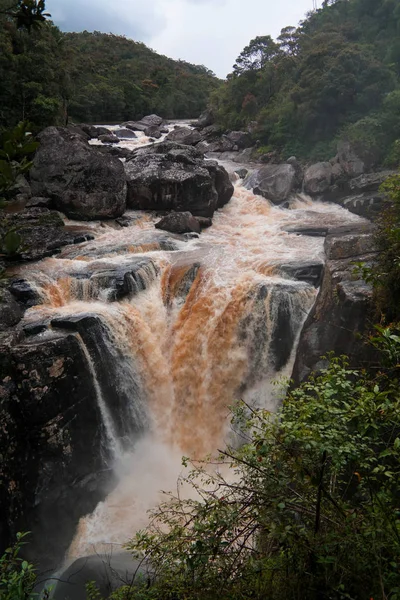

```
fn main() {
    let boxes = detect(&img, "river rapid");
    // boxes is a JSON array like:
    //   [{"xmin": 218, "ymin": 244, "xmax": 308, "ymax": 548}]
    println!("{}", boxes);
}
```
[{"xmin": 16, "ymin": 122, "xmax": 366, "ymax": 559}]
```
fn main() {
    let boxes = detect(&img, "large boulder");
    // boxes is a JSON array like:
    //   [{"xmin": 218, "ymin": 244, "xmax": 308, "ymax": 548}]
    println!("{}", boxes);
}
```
[
  {"xmin": 140, "ymin": 114, "xmax": 163, "ymax": 127},
  {"xmin": 166, "ymin": 127, "xmax": 202, "ymax": 146},
  {"xmin": 337, "ymin": 141, "xmax": 365, "ymax": 177},
  {"xmin": 113, "ymin": 127, "xmax": 137, "ymax": 139},
  {"xmin": 30, "ymin": 127, "xmax": 127, "ymax": 220},
  {"xmin": 124, "ymin": 141, "xmax": 233, "ymax": 217},
  {"xmin": 304, "ymin": 162, "xmax": 333, "ymax": 195},
  {"xmin": 226, "ymin": 131, "xmax": 253, "ymax": 149},
  {"xmin": 98, "ymin": 133, "xmax": 120, "ymax": 144},
  {"xmin": 197, "ymin": 109, "xmax": 214, "ymax": 128},
  {"xmin": 203, "ymin": 136, "xmax": 235, "ymax": 153},
  {"xmin": 245, "ymin": 164, "xmax": 297, "ymax": 204},
  {"xmin": 155, "ymin": 211, "xmax": 201, "ymax": 234},
  {"xmin": 122, "ymin": 120, "xmax": 148, "ymax": 132},
  {"xmin": 80, "ymin": 125, "xmax": 110, "ymax": 139},
  {"xmin": 144, "ymin": 125, "xmax": 162, "ymax": 139},
  {"xmin": 122, "ymin": 114, "xmax": 163, "ymax": 132}
]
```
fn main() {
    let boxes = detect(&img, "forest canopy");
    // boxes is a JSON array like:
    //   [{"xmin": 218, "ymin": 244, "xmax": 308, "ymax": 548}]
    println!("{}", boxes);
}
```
[
  {"xmin": 210, "ymin": 0, "xmax": 400, "ymax": 163},
  {"xmin": 0, "ymin": 1, "xmax": 219, "ymax": 129}
]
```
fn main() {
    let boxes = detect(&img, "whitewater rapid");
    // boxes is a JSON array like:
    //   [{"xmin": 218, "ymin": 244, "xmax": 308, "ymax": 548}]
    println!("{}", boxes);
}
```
[{"xmin": 16, "ymin": 125, "xmax": 366, "ymax": 558}]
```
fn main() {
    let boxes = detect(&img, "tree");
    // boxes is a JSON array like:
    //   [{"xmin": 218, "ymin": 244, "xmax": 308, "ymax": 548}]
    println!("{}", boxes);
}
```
[
  {"xmin": 277, "ymin": 26, "xmax": 299, "ymax": 56},
  {"xmin": 232, "ymin": 35, "xmax": 280, "ymax": 75}
]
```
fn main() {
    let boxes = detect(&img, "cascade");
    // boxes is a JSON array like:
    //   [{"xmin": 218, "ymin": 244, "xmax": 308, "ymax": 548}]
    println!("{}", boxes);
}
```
[{"xmin": 15, "ymin": 125, "xmax": 367, "ymax": 561}]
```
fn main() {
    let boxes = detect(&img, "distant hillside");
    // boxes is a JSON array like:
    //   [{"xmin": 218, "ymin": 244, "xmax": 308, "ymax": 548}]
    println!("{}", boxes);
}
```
[
  {"xmin": 0, "ymin": 13, "xmax": 219, "ymax": 129},
  {"xmin": 210, "ymin": 0, "xmax": 400, "ymax": 165},
  {"xmin": 64, "ymin": 31, "xmax": 220, "ymax": 123}
]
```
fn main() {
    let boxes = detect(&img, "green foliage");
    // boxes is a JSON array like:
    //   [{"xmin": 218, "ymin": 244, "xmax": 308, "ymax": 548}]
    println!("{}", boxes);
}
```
[
  {"xmin": 0, "ymin": 532, "xmax": 37, "ymax": 600},
  {"xmin": 127, "ymin": 343, "xmax": 400, "ymax": 600},
  {"xmin": 64, "ymin": 32, "xmax": 219, "ymax": 123},
  {"xmin": 0, "ymin": 121, "xmax": 38, "ymax": 256},
  {"xmin": 12, "ymin": 0, "xmax": 51, "ymax": 32},
  {"xmin": 211, "ymin": 0, "xmax": 400, "ymax": 162},
  {"xmin": 366, "ymin": 173, "xmax": 400, "ymax": 321},
  {"xmin": 0, "ymin": 4, "xmax": 219, "ymax": 130}
]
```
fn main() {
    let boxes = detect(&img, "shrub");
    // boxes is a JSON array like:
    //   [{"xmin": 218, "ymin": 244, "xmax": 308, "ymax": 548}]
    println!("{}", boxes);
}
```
[{"xmin": 127, "ymin": 341, "xmax": 400, "ymax": 600}]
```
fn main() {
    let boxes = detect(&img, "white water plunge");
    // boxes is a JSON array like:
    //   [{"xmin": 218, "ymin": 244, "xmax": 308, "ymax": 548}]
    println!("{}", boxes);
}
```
[{"xmin": 18, "ymin": 125, "xmax": 367, "ymax": 558}]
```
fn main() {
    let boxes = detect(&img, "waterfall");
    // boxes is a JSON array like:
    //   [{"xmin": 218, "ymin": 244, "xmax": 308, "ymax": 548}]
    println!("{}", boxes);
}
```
[
  {"xmin": 75, "ymin": 333, "xmax": 123, "ymax": 460},
  {"xmin": 16, "ymin": 126, "xmax": 367, "ymax": 559}
]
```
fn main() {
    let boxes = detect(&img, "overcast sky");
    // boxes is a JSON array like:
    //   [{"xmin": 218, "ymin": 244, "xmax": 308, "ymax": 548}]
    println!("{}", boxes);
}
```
[{"xmin": 46, "ymin": 0, "xmax": 322, "ymax": 78}]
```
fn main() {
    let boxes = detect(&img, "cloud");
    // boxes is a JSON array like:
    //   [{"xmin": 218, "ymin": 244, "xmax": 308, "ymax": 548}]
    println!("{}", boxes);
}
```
[{"xmin": 46, "ymin": 0, "xmax": 166, "ymax": 41}]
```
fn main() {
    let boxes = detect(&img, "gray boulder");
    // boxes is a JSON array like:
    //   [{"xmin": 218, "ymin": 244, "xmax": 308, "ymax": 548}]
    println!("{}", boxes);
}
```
[
  {"xmin": 166, "ymin": 127, "xmax": 202, "ymax": 146},
  {"xmin": 124, "ymin": 141, "xmax": 233, "ymax": 217},
  {"xmin": 141, "ymin": 114, "xmax": 163, "ymax": 127},
  {"xmin": 235, "ymin": 168, "xmax": 248, "ymax": 179},
  {"xmin": 114, "ymin": 127, "xmax": 137, "ymax": 139},
  {"xmin": 304, "ymin": 162, "xmax": 333, "ymax": 195},
  {"xmin": 155, "ymin": 211, "xmax": 201, "ymax": 234},
  {"xmin": 292, "ymin": 223, "xmax": 377, "ymax": 384},
  {"xmin": 245, "ymin": 164, "xmax": 297, "ymax": 204},
  {"xmin": 122, "ymin": 120, "xmax": 148, "ymax": 132},
  {"xmin": 226, "ymin": 131, "xmax": 253, "ymax": 149},
  {"xmin": 337, "ymin": 141, "xmax": 365, "ymax": 177},
  {"xmin": 98, "ymin": 133, "xmax": 120, "ymax": 144},
  {"xmin": 30, "ymin": 127, "xmax": 127, "ymax": 220},
  {"xmin": 197, "ymin": 109, "xmax": 214, "ymax": 128},
  {"xmin": 0, "ymin": 207, "xmax": 95, "ymax": 261},
  {"xmin": 144, "ymin": 125, "xmax": 162, "ymax": 139},
  {"xmin": 49, "ymin": 553, "xmax": 146, "ymax": 600},
  {"xmin": 349, "ymin": 171, "xmax": 396, "ymax": 193},
  {"xmin": 0, "ymin": 288, "xmax": 22, "ymax": 330},
  {"xmin": 205, "ymin": 136, "xmax": 235, "ymax": 153},
  {"xmin": 80, "ymin": 125, "xmax": 110, "ymax": 139}
]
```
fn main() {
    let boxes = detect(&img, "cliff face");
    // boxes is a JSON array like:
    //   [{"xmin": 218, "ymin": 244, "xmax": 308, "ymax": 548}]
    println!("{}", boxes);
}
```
[
  {"xmin": 0, "ymin": 330, "xmax": 111, "ymax": 570},
  {"xmin": 292, "ymin": 222, "xmax": 378, "ymax": 384}
]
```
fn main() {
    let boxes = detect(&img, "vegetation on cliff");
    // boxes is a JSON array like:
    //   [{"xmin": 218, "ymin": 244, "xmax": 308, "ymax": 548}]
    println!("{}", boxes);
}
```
[
  {"xmin": 0, "ymin": 1, "xmax": 219, "ymax": 130},
  {"xmin": 211, "ymin": 0, "xmax": 400, "ymax": 164}
]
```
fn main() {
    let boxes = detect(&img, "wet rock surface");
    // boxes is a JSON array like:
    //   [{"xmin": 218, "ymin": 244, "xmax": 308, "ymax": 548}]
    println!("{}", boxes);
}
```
[
  {"xmin": 30, "ymin": 127, "xmax": 127, "ymax": 220},
  {"xmin": 0, "ymin": 331, "xmax": 111, "ymax": 570},
  {"xmin": 0, "ymin": 207, "xmax": 94, "ymax": 261},
  {"xmin": 166, "ymin": 127, "xmax": 202, "ymax": 145},
  {"xmin": 245, "ymin": 164, "xmax": 297, "ymax": 204},
  {"xmin": 124, "ymin": 141, "xmax": 233, "ymax": 217},
  {"xmin": 304, "ymin": 162, "xmax": 333, "ymax": 195},
  {"xmin": 155, "ymin": 211, "xmax": 201, "ymax": 234},
  {"xmin": 292, "ymin": 222, "xmax": 378, "ymax": 384}
]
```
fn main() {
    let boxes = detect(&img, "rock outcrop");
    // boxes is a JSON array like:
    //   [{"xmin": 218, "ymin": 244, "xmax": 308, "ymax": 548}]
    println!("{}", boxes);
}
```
[
  {"xmin": 30, "ymin": 127, "xmax": 127, "ymax": 220},
  {"xmin": 0, "ymin": 311, "xmax": 148, "ymax": 571},
  {"xmin": 0, "ymin": 207, "xmax": 94, "ymax": 261},
  {"xmin": 245, "ymin": 164, "xmax": 297, "ymax": 204},
  {"xmin": 226, "ymin": 131, "xmax": 253, "ymax": 149},
  {"xmin": 124, "ymin": 141, "xmax": 233, "ymax": 217},
  {"xmin": 292, "ymin": 222, "xmax": 377, "ymax": 384},
  {"xmin": 337, "ymin": 140, "xmax": 365, "ymax": 177}
]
